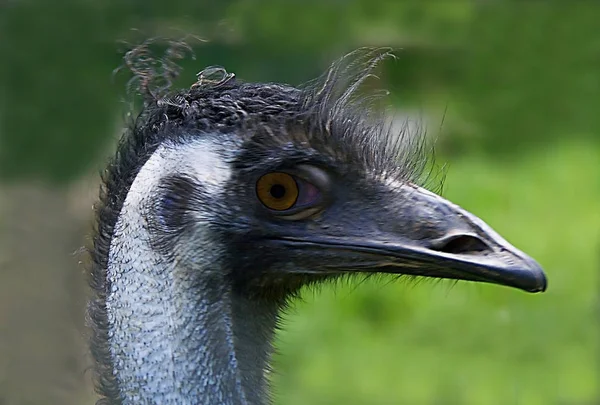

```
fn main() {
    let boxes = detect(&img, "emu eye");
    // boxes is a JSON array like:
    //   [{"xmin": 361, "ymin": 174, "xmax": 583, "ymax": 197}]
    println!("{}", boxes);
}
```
[{"xmin": 256, "ymin": 172, "xmax": 321, "ymax": 212}]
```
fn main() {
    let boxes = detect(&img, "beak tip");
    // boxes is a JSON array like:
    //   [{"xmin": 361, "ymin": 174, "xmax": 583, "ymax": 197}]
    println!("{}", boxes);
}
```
[
  {"xmin": 522, "ymin": 259, "xmax": 548, "ymax": 293},
  {"xmin": 532, "ymin": 270, "xmax": 548, "ymax": 293}
]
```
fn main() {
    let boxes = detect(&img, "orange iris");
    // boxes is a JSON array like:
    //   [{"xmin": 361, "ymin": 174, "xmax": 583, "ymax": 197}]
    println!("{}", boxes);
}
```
[{"xmin": 256, "ymin": 172, "xmax": 299, "ymax": 211}]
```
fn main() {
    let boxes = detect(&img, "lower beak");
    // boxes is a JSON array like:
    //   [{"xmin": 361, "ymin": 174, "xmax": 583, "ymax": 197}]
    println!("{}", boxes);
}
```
[{"xmin": 277, "ymin": 236, "xmax": 546, "ymax": 293}]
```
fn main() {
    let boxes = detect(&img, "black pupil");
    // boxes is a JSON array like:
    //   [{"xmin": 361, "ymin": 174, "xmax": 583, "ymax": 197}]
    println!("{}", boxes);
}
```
[{"xmin": 270, "ymin": 184, "xmax": 286, "ymax": 199}]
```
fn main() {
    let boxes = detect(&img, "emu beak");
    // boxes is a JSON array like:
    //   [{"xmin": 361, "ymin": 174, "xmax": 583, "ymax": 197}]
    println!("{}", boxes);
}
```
[
  {"xmin": 278, "ymin": 185, "xmax": 547, "ymax": 293},
  {"xmin": 368, "ymin": 184, "xmax": 548, "ymax": 293}
]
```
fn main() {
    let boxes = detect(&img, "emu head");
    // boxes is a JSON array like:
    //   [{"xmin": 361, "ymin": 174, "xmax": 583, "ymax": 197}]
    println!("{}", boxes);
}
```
[
  {"xmin": 91, "ymin": 49, "xmax": 547, "ymax": 405},
  {"xmin": 143, "ymin": 53, "xmax": 546, "ymax": 299}
]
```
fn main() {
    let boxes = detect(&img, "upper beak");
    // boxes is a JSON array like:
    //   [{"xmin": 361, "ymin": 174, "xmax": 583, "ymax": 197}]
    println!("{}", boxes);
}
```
[{"xmin": 277, "ymin": 185, "xmax": 547, "ymax": 293}]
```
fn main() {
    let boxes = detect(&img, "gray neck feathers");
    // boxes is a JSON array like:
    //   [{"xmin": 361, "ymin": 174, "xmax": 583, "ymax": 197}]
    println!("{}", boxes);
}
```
[{"xmin": 106, "ymin": 138, "xmax": 277, "ymax": 405}]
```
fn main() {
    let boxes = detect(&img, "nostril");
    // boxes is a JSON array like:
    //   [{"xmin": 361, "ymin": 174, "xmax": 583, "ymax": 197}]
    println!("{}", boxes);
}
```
[{"xmin": 433, "ymin": 234, "xmax": 490, "ymax": 255}]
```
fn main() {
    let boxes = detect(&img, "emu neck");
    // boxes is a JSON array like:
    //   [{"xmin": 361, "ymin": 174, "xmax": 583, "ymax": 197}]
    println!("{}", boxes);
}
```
[
  {"xmin": 105, "ymin": 141, "xmax": 277, "ymax": 405},
  {"xmin": 107, "ymin": 256, "xmax": 277, "ymax": 405}
]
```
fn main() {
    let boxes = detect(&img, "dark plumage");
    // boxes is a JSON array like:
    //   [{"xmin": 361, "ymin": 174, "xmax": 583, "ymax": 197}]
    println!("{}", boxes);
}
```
[{"xmin": 89, "ymin": 47, "xmax": 546, "ymax": 405}]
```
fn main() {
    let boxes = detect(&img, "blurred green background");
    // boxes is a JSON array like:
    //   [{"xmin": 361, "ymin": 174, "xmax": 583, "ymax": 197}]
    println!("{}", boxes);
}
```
[{"xmin": 0, "ymin": 1, "xmax": 598, "ymax": 404}]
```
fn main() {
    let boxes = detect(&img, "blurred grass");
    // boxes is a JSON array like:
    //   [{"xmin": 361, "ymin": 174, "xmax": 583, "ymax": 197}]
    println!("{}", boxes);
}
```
[{"xmin": 272, "ymin": 140, "xmax": 599, "ymax": 405}]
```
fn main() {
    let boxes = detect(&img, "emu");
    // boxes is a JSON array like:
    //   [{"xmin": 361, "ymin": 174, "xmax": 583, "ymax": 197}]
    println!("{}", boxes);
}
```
[{"xmin": 89, "ymin": 50, "xmax": 547, "ymax": 405}]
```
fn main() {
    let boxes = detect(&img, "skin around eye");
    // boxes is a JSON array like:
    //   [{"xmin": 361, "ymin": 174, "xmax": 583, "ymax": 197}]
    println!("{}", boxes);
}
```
[{"xmin": 256, "ymin": 172, "xmax": 299, "ymax": 211}]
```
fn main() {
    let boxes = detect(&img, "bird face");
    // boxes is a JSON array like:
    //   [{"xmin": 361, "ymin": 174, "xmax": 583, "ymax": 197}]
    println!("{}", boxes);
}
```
[{"xmin": 217, "ymin": 129, "xmax": 547, "ymax": 297}]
